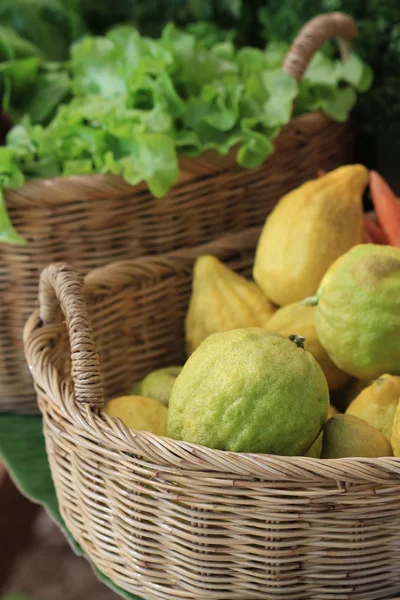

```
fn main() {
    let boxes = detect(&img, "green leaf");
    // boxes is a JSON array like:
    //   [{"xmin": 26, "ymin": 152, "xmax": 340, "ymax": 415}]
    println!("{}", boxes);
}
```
[
  {"xmin": 193, "ymin": 121, "xmax": 242, "ymax": 154},
  {"xmin": 172, "ymin": 130, "xmax": 201, "ymax": 155},
  {"xmin": 24, "ymin": 71, "xmax": 71, "ymax": 124},
  {"xmin": 0, "ymin": 0, "xmax": 85, "ymax": 61},
  {"xmin": 152, "ymin": 71, "xmax": 185, "ymax": 119},
  {"xmin": 201, "ymin": 80, "xmax": 243, "ymax": 131},
  {"xmin": 337, "ymin": 52, "xmax": 364, "ymax": 88},
  {"xmin": 0, "ymin": 147, "xmax": 26, "ymax": 244},
  {"xmin": 184, "ymin": 22, "xmax": 236, "ymax": 48},
  {"xmin": 63, "ymin": 158, "xmax": 93, "ymax": 175},
  {"xmin": 119, "ymin": 132, "xmax": 179, "ymax": 197},
  {"xmin": 0, "ymin": 25, "xmax": 43, "ymax": 61},
  {"xmin": 335, "ymin": 52, "xmax": 373, "ymax": 93},
  {"xmin": 356, "ymin": 62, "xmax": 374, "ymax": 93},
  {"xmin": 0, "ymin": 57, "xmax": 41, "ymax": 111},
  {"xmin": 0, "ymin": 20, "xmax": 369, "ymax": 202},
  {"xmin": 71, "ymin": 37, "xmax": 127, "ymax": 98},
  {"xmin": 263, "ymin": 41, "xmax": 289, "ymax": 69},
  {"xmin": 0, "ymin": 187, "xmax": 26, "ymax": 245},
  {"xmin": 319, "ymin": 86, "xmax": 357, "ymax": 123},
  {"xmin": 303, "ymin": 52, "xmax": 338, "ymax": 87},
  {"xmin": 0, "ymin": 146, "xmax": 25, "ymax": 188},
  {"xmin": 160, "ymin": 23, "xmax": 196, "ymax": 64},
  {"xmin": 236, "ymin": 47, "xmax": 268, "ymax": 77},
  {"xmin": 237, "ymin": 130, "xmax": 273, "ymax": 167},
  {"xmin": 261, "ymin": 70, "xmax": 297, "ymax": 127}
]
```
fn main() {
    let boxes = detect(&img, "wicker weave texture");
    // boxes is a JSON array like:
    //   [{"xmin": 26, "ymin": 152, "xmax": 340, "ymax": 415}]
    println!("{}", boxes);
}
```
[
  {"xmin": 1, "ymin": 12, "xmax": 357, "ymax": 413},
  {"xmin": 24, "ymin": 227, "xmax": 400, "ymax": 600}
]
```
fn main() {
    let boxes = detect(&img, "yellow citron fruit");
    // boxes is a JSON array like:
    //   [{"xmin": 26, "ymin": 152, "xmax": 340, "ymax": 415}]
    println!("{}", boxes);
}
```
[
  {"xmin": 305, "ymin": 405, "xmax": 338, "ymax": 457},
  {"xmin": 346, "ymin": 375, "xmax": 400, "ymax": 441},
  {"xmin": 311, "ymin": 244, "xmax": 400, "ymax": 379},
  {"xmin": 185, "ymin": 255, "xmax": 275, "ymax": 354},
  {"xmin": 266, "ymin": 303, "xmax": 349, "ymax": 390},
  {"xmin": 391, "ymin": 399, "xmax": 400, "ymax": 456},
  {"xmin": 104, "ymin": 395, "xmax": 168, "ymax": 436},
  {"xmin": 131, "ymin": 366, "xmax": 182, "ymax": 406},
  {"xmin": 253, "ymin": 165, "xmax": 368, "ymax": 306},
  {"xmin": 321, "ymin": 414, "xmax": 393, "ymax": 459}
]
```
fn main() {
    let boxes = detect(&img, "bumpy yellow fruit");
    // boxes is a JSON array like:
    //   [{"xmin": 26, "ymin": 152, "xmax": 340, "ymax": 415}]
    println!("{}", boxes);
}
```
[
  {"xmin": 267, "ymin": 303, "xmax": 349, "ymax": 390},
  {"xmin": 346, "ymin": 375, "xmax": 400, "ymax": 440},
  {"xmin": 253, "ymin": 165, "xmax": 368, "ymax": 306},
  {"xmin": 311, "ymin": 244, "xmax": 400, "ymax": 379},
  {"xmin": 185, "ymin": 255, "xmax": 275, "ymax": 354},
  {"xmin": 104, "ymin": 395, "xmax": 168, "ymax": 436},
  {"xmin": 169, "ymin": 328, "xmax": 329, "ymax": 455},
  {"xmin": 321, "ymin": 414, "xmax": 393, "ymax": 459},
  {"xmin": 391, "ymin": 399, "xmax": 400, "ymax": 457}
]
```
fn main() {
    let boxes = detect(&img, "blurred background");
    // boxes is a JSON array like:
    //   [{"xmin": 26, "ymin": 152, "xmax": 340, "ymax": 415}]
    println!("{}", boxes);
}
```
[{"xmin": 1, "ymin": 2, "xmax": 400, "ymax": 599}]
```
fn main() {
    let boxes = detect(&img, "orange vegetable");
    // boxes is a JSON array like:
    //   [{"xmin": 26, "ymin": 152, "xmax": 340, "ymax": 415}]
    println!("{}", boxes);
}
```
[
  {"xmin": 369, "ymin": 171, "xmax": 400, "ymax": 246},
  {"xmin": 363, "ymin": 226, "xmax": 373, "ymax": 243}
]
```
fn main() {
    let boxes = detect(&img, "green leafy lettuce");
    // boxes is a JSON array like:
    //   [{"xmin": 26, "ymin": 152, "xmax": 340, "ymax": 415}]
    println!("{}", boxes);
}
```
[
  {"xmin": 0, "ymin": 23, "xmax": 372, "ymax": 244},
  {"xmin": 0, "ymin": 0, "xmax": 85, "ymax": 61}
]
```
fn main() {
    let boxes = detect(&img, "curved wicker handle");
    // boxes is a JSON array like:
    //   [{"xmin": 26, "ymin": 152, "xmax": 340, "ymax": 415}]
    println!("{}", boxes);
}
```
[
  {"xmin": 283, "ymin": 12, "xmax": 358, "ymax": 82},
  {"xmin": 39, "ymin": 263, "xmax": 104, "ymax": 409}
]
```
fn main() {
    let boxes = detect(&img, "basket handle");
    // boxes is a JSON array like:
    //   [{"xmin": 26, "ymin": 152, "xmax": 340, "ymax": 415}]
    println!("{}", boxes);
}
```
[
  {"xmin": 282, "ymin": 12, "xmax": 358, "ymax": 82},
  {"xmin": 39, "ymin": 263, "xmax": 104, "ymax": 409}
]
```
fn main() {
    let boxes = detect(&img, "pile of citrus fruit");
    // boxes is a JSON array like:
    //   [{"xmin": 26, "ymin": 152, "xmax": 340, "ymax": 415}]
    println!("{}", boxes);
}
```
[{"xmin": 104, "ymin": 165, "xmax": 400, "ymax": 459}]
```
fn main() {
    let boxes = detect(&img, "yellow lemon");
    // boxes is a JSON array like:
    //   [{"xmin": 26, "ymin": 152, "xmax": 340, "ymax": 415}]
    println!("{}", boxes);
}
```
[
  {"xmin": 104, "ymin": 395, "xmax": 168, "ymax": 436},
  {"xmin": 346, "ymin": 375, "xmax": 400, "ymax": 440},
  {"xmin": 321, "ymin": 414, "xmax": 393, "ymax": 459}
]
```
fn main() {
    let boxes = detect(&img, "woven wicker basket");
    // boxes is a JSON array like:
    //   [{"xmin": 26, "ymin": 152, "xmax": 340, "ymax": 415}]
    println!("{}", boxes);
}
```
[
  {"xmin": 25, "ymin": 229, "xmax": 400, "ymax": 600},
  {"xmin": 1, "ymin": 12, "xmax": 357, "ymax": 413}
]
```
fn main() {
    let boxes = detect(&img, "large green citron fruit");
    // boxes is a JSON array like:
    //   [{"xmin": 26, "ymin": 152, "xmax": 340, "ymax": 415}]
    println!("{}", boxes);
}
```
[
  {"xmin": 168, "ymin": 328, "xmax": 329, "ymax": 455},
  {"xmin": 308, "ymin": 244, "xmax": 400, "ymax": 379}
]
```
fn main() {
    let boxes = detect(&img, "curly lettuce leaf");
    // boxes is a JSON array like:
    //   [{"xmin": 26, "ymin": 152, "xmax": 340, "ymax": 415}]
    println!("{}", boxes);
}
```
[
  {"xmin": 0, "ymin": 0, "xmax": 85, "ymax": 61},
  {"xmin": 295, "ymin": 49, "xmax": 373, "ymax": 121},
  {"xmin": 0, "ymin": 25, "xmax": 43, "ymax": 61},
  {"xmin": 24, "ymin": 71, "xmax": 71, "ymax": 123},
  {"xmin": 0, "ymin": 23, "xmax": 373, "ymax": 244},
  {"xmin": 0, "ymin": 147, "xmax": 26, "ymax": 244}
]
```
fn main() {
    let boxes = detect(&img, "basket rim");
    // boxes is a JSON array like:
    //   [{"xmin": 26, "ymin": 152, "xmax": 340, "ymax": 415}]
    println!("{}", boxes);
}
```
[{"xmin": 36, "ymin": 370, "xmax": 400, "ymax": 485}]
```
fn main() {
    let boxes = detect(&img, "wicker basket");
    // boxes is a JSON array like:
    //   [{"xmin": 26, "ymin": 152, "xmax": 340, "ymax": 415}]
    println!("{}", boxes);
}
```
[
  {"xmin": 24, "ymin": 229, "xmax": 400, "ymax": 600},
  {"xmin": 1, "ymin": 12, "xmax": 357, "ymax": 413}
]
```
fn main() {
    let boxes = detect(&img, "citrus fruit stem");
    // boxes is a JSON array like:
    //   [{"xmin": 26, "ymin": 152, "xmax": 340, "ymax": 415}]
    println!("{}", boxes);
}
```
[
  {"xmin": 301, "ymin": 295, "xmax": 318, "ymax": 306},
  {"xmin": 289, "ymin": 335, "xmax": 306, "ymax": 349}
]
